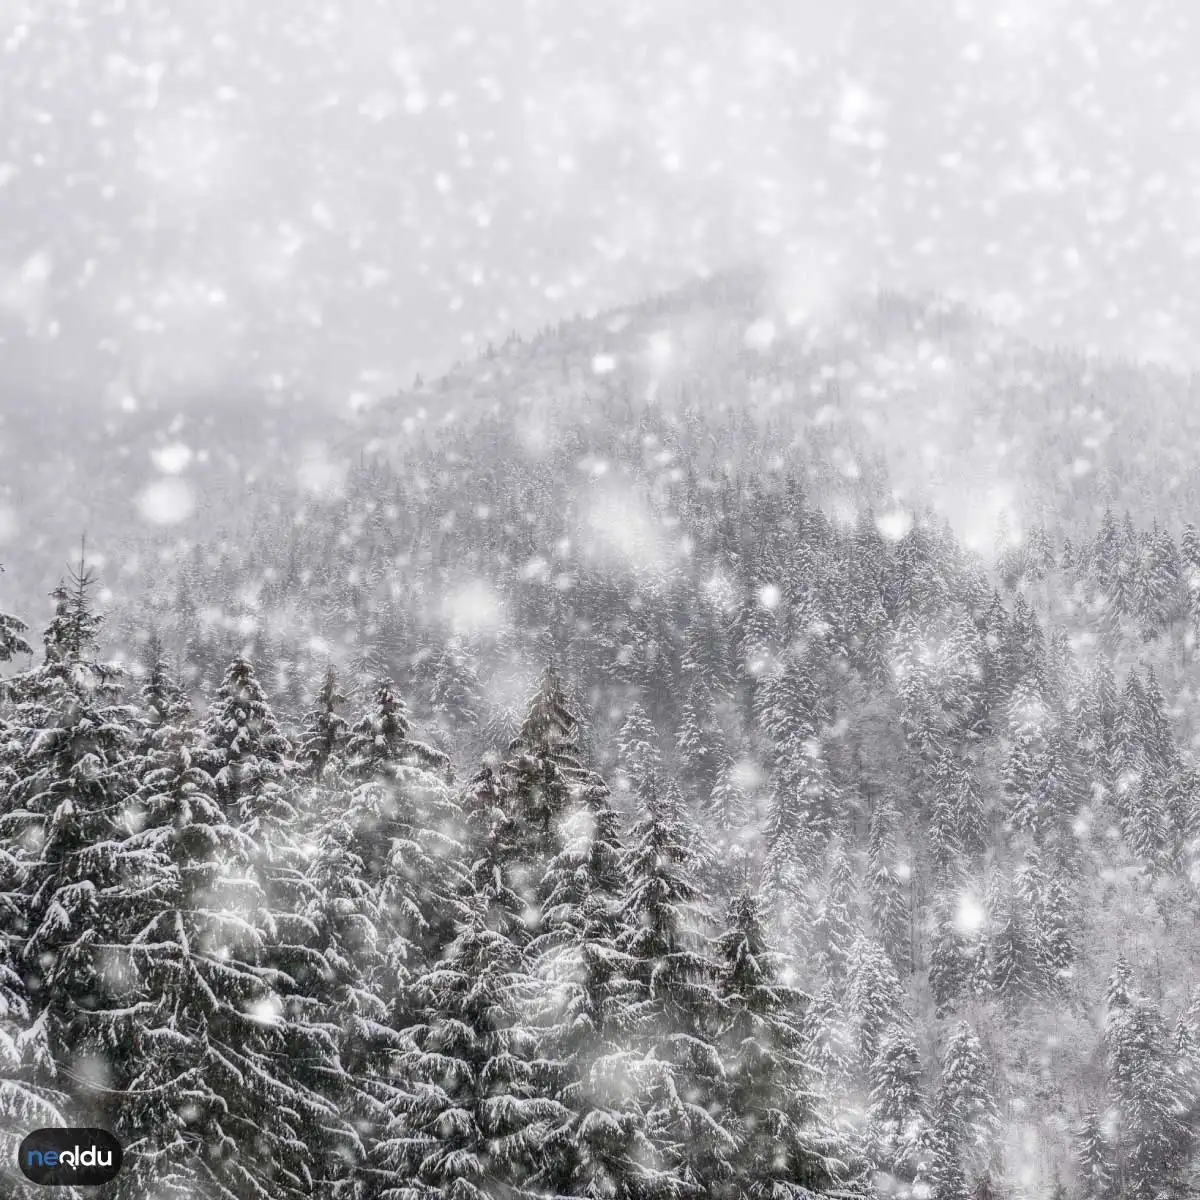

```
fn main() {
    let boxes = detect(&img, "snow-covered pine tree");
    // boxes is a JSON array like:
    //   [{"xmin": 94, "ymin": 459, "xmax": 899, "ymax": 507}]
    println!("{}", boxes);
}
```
[
  {"xmin": 1111, "ymin": 673, "xmax": 1152, "ymax": 830},
  {"xmin": 1076, "ymin": 1105, "xmax": 1114, "ymax": 1200},
  {"xmin": 913, "ymin": 1121, "xmax": 965, "ymax": 1200},
  {"xmin": 761, "ymin": 782, "xmax": 814, "ymax": 965},
  {"xmin": 1136, "ymin": 666, "xmax": 1178, "ymax": 776},
  {"xmin": 1135, "ymin": 525, "xmax": 1184, "ymax": 638},
  {"xmin": 854, "ymin": 594, "xmax": 893, "ymax": 688},
  {"xmin": 0, "ymin": 596, "xmax": 31, "ymax": 666},
  {"xmin": 757, "ymin": 651, "xmax": 820, "ymax": 777},
  {"xmin": 199, "ymin": 655, "xmax": 293, "ymax": 824},
  {"xmin": 735, "ymin": 585, "xmax": 780, "ymax": 700},
  {"xmin": 527, "ymin": 769, "xmax": 665, "ymax": 1200},
  {"xmin": 929, "ymin": 887, "xmax": 973, "ymax": 1018},
  {"xmin": 301, "ymin": 680, "xmax": 466, "ymax": 1192},
  {"xmin": 428, "ymin": 636, "xmax": 482, "ymax": 736},
  {"xmin": 619, "ymin": 775, "xmax": 734, "ymax": 1196},
  {"xmin": 704, "ymin": 751, "xmax": 751, "ymax": 889},
  {"xmin": 1003, "ymin": 676, "xmax": 1056, "ymax": 842},
  {"xmin": 115, "ymin": 720, "xmax": 351, "ymax": 1199},
  {"xmin": 1076, "ymin": 661, "xmax": 1119, "ymax": 795},
  {"xmin": 500, "ymin": 666, "xmax": 609, "ymax": 924},
  {"xmin": 135, "ymin": 631, "xmax": 190, "ymax": 748},
  {"xmin": 1004, "ymin": 596, "xmax": 1049, "ymax": 699},
  {"xmin": 341, "ymin": 676, "xmax": 464, "ymax": 972},
  {"xmin": 615, "ymin": 699, "xmax": 662, "ymax": 802},
  {"xmin": 866, "ymin": 799, "xmax": 908, "ymax": 969},
  {"xmin": 815, "ymin": 839, "xmax": 859, "ymax": 990},
  {"xmin": 376, "ymin": 823, "xmax": 558, "ymax": 1200},
  {"xmin": 1174, "ymin": 995, "xmax": 1200, "ymax": 1116},
  {"xmin": 0, "ymin": 567, "xmax": 140, "ymax": 1129},
  {"xmin": 1103, "ymin": 983, "xmax": 1190, "ymax": 1199},
  {"xmin": 867, "ymin": 1023, "xmax": 926, "ymax": 1183},
  {"xmin": 297, "ymin": 798, "xmax": 401, "ymax": 1196},
  {"xmin": 0, "ymin": 934, "xmax": 75, "ymax": 1200},
  {"xmin": 479, "ymin": 700, "xmax": 522, "ymax": 768},
  {"xmin": 933, "ymin": 1021, "xmax": 999, "ymax": 1191},
  {"xmin": 296, "ymin": 664, "xmax": 349, "ymax": 780},
  {"xmin": 988, "ymin": 879, "xmax": 1038, "ymax": 1008},
  {"xmin": 715, "ymin": 887, "xmax": 846, "ymax": 1198},
  {"xmin": 801, "ymin": 981, "xmax": 856, "ymax": 1123},
  {"xmin": 929, "ymin": 747, "xmax": 980, "ymax": 873},
  {"xmin": 346, "ymin": 675, "xmax": 451, "ymax": 780},
  {"xmin": 895, "ymin": 627, "xmax": 943, "ymax": 769},
  {"xmin": 846, "ymin": 932, "xmax": 908, "ymax": 1080},
  {"xmin": 676, "ymin": 670, "xmax": 726, "ymax": 801},
  {"xmin": 200, "ymin": 654, "xmax": 374, "ymax": 1190},
  {"xmin": 1182, "ymin": 522, "xmax": 1200, "ymax": 635}
]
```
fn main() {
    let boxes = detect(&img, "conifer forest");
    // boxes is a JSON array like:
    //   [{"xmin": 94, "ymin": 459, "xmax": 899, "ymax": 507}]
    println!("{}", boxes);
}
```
[
  {"xmin": 4, "ymin": 5, "xmax": 1200, "ymax": 1199},
  {"xmin": 6, "ymin": 277, "xmax": 1200, "ymax": 1200}
]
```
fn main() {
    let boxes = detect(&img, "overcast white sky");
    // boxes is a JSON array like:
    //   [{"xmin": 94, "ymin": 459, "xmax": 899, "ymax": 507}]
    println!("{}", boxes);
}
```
[{"xmin": 1, "ymin": 0, "xmax": 1198, "ymax": 411}]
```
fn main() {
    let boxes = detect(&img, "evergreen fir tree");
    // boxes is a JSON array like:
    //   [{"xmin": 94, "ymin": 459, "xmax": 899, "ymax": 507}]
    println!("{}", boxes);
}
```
[
  {"xmin": 803, "ymin": 983, "xmax": 855, "ymax": 1110},
  {"xmin": 527, "ymin": 782, "xmax": 665, "ymax": 1200},
  {"xmin": 0, "ymin": 567, "xmax": 140, "ymax": 1129},
  {"xmin": 501, "ymin": 667, "xmax": 609, "ymax": 927},
  {"xmin": 346, "ymin": 676, "xmax": 450, "ymax": 781},
  {"xmin": 1182, "ymin": 523, "xmax": 1200, "ymax": 629},
  {"xmin": 1105, "ymin": 953, "xmax": 1134, "ymax": 1021},
  {"xmin": 846, "ymin": 933, "xmax": 908, "ymax": 1078},
  {"xmin": 868, "ymin": 1024, "xmax": 925, "ymax": 1181},
  {"xmin": 340, "ymin": 678, "xmax": 465, "ymax": 972},
  {"xmin": 296, "ymin": 664, "xmax": 349, "ymax": 780},
  {"xmin": 115, "ymin": 721, "xmax": 351, "ymax": 1199},
  {"xmin": 704, "ymin": 752, "xmax": 751, "ymax": 886},
  {"xmin": 0, "ymin": 935, "xmax": 74, "ymax": 1200},
  {"xmin": 0, "ymin": 580, "xmax": 31, "ymax": 665},
  {"xmin": 1076, "ymin": 1105, "xmax": 1114, "ymax": 1200},
  {"xmin": 376, "ymin": 838, "xmax": 559, "ymax": 1200},
  {"xmin": 815, "ymin": 840, "xmax": 859, "ymax": 990},
  {"xmin": 1104, "ymin": 992, "xmax": 1190, "ymax": 1198},
  {"xmin": 1003, "ymin": 676, "xmax": 1055, "ymax": 841},
  {"xmin": 934, "ymin": 1022, "xmax": 998, "ymax": 1186},
  {"xmin": 988, "ymin": 886, "xmax": 1037, "ymax": 1008},
  {"xmin": 615, "ymin": 700, "xmax": 662, "ymax": 802},
  {"xmin": 676, "ymin": 672, "xmax": 725, "ymax": 801},
  {"xmin": 619, "ymin": 777, "xmax": 734, "ymax": 1197},
  {"xmin": 866, "ymin": 799, "xmax": 908, "ymax": 969},
  {"xmin": 931, "ymin": 749, "xmax": 985, "ymax": 863},
  {"xmin": 136, "ymin": 632, "xmax": 190, "ymax": 747},
  {"xmin": 715, "ymin": 888, "xmax": 845, "ymax": 1198},
  {"xmin": 929, "ymin": 888, "xmax": 972, "ymax": 1018},
  {"xmin": 429, "ymin": 636, "xmax": 482, "ymax": 735},
  {"xmin": 199, "ymin": 655, "xmax": 293, "ymax": 822}
]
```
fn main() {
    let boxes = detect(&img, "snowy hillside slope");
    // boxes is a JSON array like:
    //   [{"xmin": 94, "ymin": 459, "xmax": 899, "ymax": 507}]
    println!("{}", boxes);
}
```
[{"xmin": 5, "ymin": 267, "xmax": 1200, "ymax": 622}]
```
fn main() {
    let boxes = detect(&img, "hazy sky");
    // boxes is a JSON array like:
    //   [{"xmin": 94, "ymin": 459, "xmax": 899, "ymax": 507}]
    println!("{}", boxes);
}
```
[{"xmin": 2, "ymin": 0, "xmax": 1198, "ymax": 412}]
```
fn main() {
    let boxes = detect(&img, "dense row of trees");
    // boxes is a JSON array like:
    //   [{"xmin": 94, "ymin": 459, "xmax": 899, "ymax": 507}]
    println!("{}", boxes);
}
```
[
  {"xmin": 1, "ymin": 568, "xmax": 855, "ymax": 1199},
  {"xmin": 1000, "ymin": 506, "xmax": 1200, "ymax": 649}
]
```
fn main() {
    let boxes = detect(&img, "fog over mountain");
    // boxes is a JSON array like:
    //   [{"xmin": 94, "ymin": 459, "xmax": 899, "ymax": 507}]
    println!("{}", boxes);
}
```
[{"xmin": 3, "ymin": 0, "xmax": 1200, "ymax": 413}]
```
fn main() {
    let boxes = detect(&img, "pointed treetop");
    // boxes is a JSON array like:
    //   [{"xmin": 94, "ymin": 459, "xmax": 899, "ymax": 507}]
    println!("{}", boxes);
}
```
[
  {"xmin": 43, "ymin": 559, "xmax": 105, "ymax": 665},
  {"xmin": 139, "ymin": 632, "xmax": 190, "ymax": 731},
  {"xmin": 508, "ymin": 664, "xmax": 579, "ymax": 760},
  {"xmin": 296, "ymin": 665, "xmax": 349, "ymax": 778},
  {"xmin": 346, "ymin": 677, "xmax": 411, "ymax": 765},
  {"xmin": 346, "ymin": 676, "xmax": 451, "ymax": 778},
  {"xmin": 1106, "ymin": 953, "xmax": 1134, "ymax": 1013}
]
